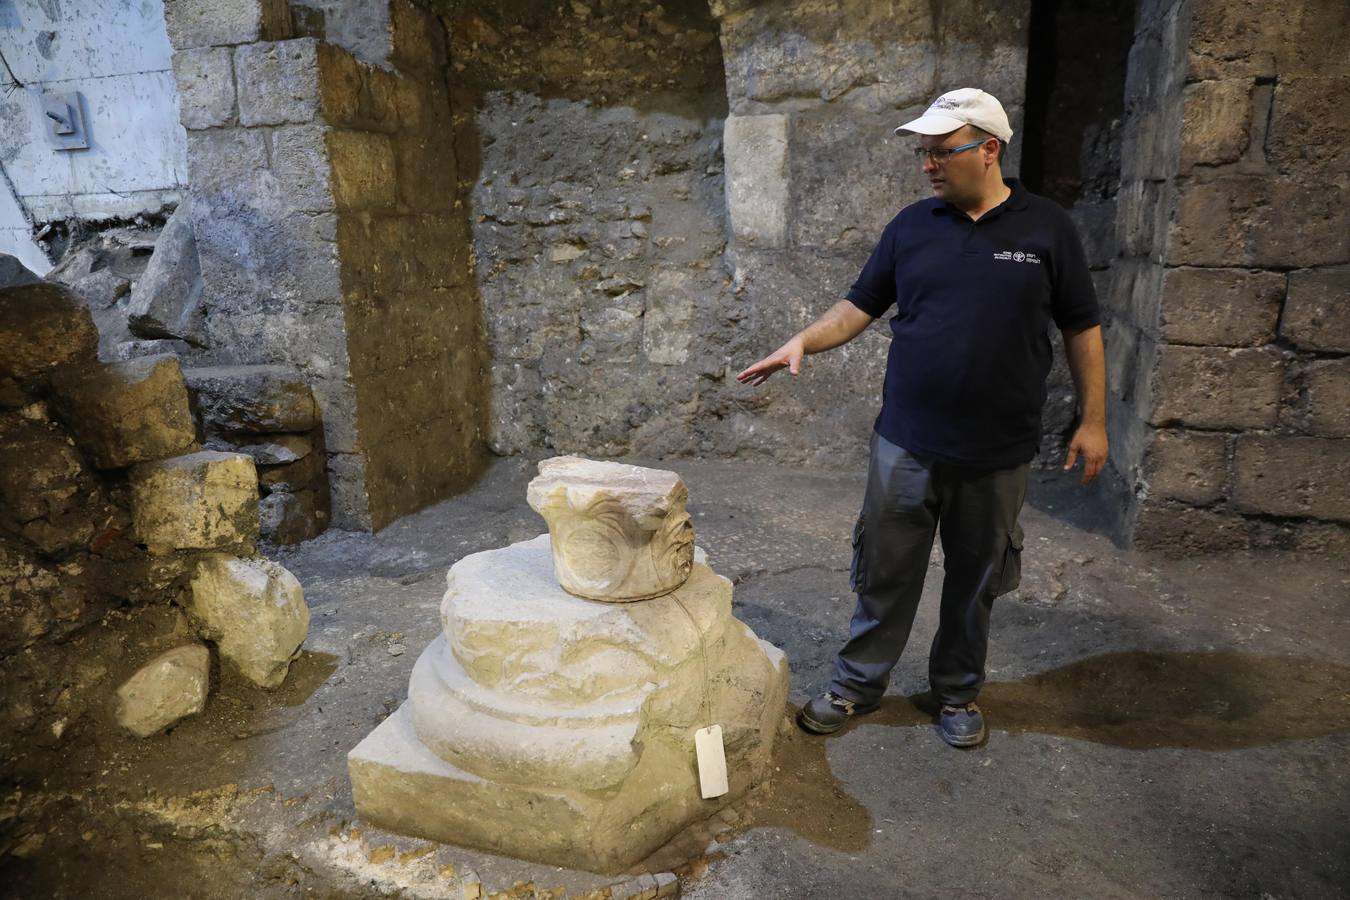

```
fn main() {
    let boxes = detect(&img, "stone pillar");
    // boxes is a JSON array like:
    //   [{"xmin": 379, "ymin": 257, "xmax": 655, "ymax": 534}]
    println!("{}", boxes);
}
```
[
  {"xmin": 348, "ymin": 460, "xmax": 788, "ymax": 874},
  {"xmin": 1112, "ymin": 0, "xmax": 1350, "ymax": 553},
  {"xmin": 165, "ymin": 0, "xmax": 487, "ymax": 531}
]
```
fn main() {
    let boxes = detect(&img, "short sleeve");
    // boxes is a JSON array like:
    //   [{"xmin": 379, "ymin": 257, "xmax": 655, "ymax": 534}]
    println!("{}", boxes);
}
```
[
  {"xmin": 846, "ymin": 223, "xmax": 899, "ymax": 319},
  {"xmin": 1051, "ymin": 213, "xmax": 1101, "ymax": 332}
]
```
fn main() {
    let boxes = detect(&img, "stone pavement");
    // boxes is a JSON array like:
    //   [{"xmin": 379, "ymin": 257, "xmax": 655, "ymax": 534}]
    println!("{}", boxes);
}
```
[{"xmin": 5, "ymin": 454, "xmax": 1348, "ymax": 898}]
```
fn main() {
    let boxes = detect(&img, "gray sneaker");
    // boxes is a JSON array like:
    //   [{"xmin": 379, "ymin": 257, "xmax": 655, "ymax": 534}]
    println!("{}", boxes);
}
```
[
  {"xmin": 936, "ymin": 703, "xmax": 986, "ymax": 747},
  {"xmin": 796, "ymin": 691, "xmax": 879, "ymax": 734}
]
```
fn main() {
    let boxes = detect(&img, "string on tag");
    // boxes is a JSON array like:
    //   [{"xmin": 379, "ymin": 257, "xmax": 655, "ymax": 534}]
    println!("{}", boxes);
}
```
[{"xmin": 671, "ymin": 593, "xmax": 712, "ymax": 727}]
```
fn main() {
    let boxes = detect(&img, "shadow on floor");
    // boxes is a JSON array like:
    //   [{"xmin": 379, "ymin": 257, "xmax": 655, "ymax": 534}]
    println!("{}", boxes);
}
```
[
  {"xmin": 752, "ymin": 650, "xmax": 1350, "ymax": 853},
  {"xmin": 1025, "ymin": 465, "xmax": 1129, "ymax": 544}
]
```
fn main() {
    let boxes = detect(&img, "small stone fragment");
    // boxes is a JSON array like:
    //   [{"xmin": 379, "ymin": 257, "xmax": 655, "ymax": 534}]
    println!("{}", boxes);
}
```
[
  {"xmin": 188, "ymin": 553, "xmax": 310, "ymax": 688},
  {"xmin": 0, "ymin": 253, "xmax": 42, "ymax": 289},
  {"xmin": 125, "ymin": 198, "xmax": 207, "ymax": 347},
  {"xmin": 526, "ymin": 456, "xmax": 695, "ymax": 601},
  {"xmin": 223, "ymin": 433, "xmax": 313, "ymax": 465},
  {"xmin": 259, "ymin": 488, "xmax": 327, "ymax": 544},
  {"xmin": 116, "ymin": 339, "xmax": 194, "ymax": 361},
  {"xmin": 115, "ymin": 644, "xmax": 210, "ymax": 737}
]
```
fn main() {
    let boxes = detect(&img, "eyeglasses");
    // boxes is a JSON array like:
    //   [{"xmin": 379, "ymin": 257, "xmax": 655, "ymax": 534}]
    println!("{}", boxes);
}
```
[{"xmin": 911, "ymin": 139, "xmax": 987, "ymax": 164}]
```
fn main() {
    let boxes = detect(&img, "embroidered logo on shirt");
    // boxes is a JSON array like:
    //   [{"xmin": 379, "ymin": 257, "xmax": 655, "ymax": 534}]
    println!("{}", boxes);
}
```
[{"xmin": 993, "ymin": 250, "xmax": 1042, "ymax": 264}]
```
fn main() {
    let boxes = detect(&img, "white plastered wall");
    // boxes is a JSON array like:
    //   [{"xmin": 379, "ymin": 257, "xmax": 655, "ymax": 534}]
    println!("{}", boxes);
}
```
[{"xmin": 0, "ymin": 0, "xmax": 186, "ymax": 247}]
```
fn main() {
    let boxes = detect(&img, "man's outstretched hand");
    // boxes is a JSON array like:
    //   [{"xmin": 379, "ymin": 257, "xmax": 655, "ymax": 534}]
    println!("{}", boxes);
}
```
[
  {"xmin": 736, "ymin": 336, "xmax": 805, "ymax": 387},
  {"xmin": 1063, "ymin": 422, "xmax": 1108, "ymax": 486}
]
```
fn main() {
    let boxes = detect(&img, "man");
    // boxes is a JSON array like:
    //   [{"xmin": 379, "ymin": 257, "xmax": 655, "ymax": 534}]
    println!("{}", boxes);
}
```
[{"xmin": 736, "ymin": 88, "xmax": 1108, "ymax": 748}]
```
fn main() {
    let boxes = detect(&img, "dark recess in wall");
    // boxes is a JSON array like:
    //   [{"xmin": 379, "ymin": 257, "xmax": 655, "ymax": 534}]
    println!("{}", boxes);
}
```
[{"xmin": 1020, "ymin": 0, "xmax": 1137, "ymax": 206}]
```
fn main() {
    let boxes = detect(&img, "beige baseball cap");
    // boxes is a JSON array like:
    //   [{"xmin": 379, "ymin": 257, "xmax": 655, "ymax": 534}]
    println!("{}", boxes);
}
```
[{"xmin": 895, "ymin": 88, "xmax": 1013, "ymax": 143}]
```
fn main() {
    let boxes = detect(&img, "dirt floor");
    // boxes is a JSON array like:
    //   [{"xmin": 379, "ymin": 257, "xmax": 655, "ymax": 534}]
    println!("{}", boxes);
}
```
[{"xmin": 3, "ymin": 454, "xmax": 1348, "ymax": 899}]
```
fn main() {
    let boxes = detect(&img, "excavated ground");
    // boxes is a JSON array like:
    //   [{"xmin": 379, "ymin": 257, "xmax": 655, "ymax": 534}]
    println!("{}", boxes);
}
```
[{"xmin": 3, "ymin": 454, "xmax": 1348, "ymax": 899}]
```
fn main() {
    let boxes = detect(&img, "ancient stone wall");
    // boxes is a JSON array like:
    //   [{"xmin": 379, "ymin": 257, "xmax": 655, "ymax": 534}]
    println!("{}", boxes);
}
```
[
  {"xmin": 1113, "ymin": 0, "xmax": 1350, "ymax": 552},
  {"xmin": 1103, "ymin": 0, "xmax": 1192, "ymax": 533},
  {"xmin": 460, "ymin": 0, "xmax": 1032, "ymax": 467},
  {"xmin": 166, "ymin": 0, "xmax": 487, "ymax": 530},
  {"xmin": 325, "ymin": 2, "xmax": 488, "ymax": 530},
  {"xmin": 450, "ymin": 1, "xmax": 736, "ymax": 458}
]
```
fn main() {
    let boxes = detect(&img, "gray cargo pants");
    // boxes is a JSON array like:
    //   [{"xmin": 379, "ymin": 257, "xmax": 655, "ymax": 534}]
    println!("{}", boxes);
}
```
[{"xmin": 831, "ymin": 431, "xmax": 1029, "ymax": 708}]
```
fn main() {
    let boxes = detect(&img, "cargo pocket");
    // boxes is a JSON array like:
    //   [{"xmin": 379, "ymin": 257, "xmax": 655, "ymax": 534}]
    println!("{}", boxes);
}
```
[
  {"xmin": 848, "ymin": 515, "xmax": 867, "ymax": 593},
  {"xmin": 994, "ymin": 523, "xmax": 1024, "ymax": 597}
]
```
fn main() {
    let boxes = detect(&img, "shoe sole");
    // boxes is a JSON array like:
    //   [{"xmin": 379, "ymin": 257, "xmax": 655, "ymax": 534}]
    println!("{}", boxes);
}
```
[
  {"xmin": 796, "ymin": 704, "xmax": 878, "ymax": 735},
  {"xmin": 937, "ymin": 725, "xmax": 987, "ymax": 748}
]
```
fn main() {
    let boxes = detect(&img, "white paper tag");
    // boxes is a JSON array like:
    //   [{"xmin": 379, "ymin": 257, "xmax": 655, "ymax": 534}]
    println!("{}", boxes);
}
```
[{"xmin": 694, "ymin": 724, "xmax": 729, "ymax": 799}]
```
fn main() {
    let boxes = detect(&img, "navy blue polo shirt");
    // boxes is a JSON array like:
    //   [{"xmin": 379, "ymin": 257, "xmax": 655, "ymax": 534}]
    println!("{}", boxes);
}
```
[{"xmin": 847, "ymin": 177, "xmax": 1100, "ymax": 468}]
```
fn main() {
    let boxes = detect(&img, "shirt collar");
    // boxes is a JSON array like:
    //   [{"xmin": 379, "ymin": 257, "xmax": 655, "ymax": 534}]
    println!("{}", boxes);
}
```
[{"xmin": 932, "ymin": 177, "xmax": 1030, "ymax": 216}]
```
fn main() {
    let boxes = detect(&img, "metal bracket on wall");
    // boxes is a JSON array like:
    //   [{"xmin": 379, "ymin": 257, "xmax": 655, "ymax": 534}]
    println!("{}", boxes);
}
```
[{"xmin": 43, "ymin": 92, "xmax": 88, "ymax": 150}]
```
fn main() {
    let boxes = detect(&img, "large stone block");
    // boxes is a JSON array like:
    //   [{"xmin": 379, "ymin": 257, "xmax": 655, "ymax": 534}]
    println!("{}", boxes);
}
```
[
  {"xmin": 526, "ymin": 457, "xmax": 695, "ymax": 601},
  {"xmin": 1168, "ymin": 174, "xmax": 1350, "ymax": 268},
  {"xmin": 788, "ymin": 102, "xmax": 927, "ymax": 251},
  {"xmin": 1133, "ymin": 501, "xmax": 1248, "ymax": 555},
  {"xmin": 1159, "ymin": 267, "xmax": 1284, "ymax": 347},
  {"xmin": 713, "ymin": 2, "xmax": 933, "ymax": 107},
  {"xmin": 1178, "ymin": 79, "xmax": 1251, "ymax": 171},
  {"xmin": 1188, "ymin": 0, "xmax": 1348, "ymax": 80},
  {"xmin": 317, "ymin": 43, "xmax": 364, "ymax": 127},
  {"xmin": 163, "ymin": 0, "xmax": 290, "ymax": 50},
  {"xmin": 270, "ymin": 124, "xmax": 336, "ymax": 213},
  {"xmin": 235, "ymin": 39, "xmax": 320, "ymax": 127},
  {"xmin": 1105, "ymin": 259, "xmax": 1165, "ymax": 334},
  {"xmin": 723, "ymin": 114, "xmax": 788, "ymax": 249},
  {"xmin": 49, "ymin": 355, "xmax": 197, "ymax": 469},
  {"xmin": 1281, "ymin": 269, "xmax": 1349, "ymax": 352},
  {"xmin": 172, "ymin": 47, "xmax": 235, "ymax": 129},
  {"xmin": 643, "ymin": 269, "xmax": 695, "ymax": 366},
  {"xmin": 394, "ymin": 133, "xmax": 459, "ymax": 213},
  {"xmin": 1067, "ymin": 199, "xmax": 1117, "ymax": 270},
  {"xmin": 1143, "ymin": 429, "xmax": 1229, "ymax": 505},
  {"xmin": 1114, "ymin": 180, "xmax": 1172, "ymax": 262},
  {"xmin": 125, "ymin": 199, "xmax": 207, "ymax": 346},
  {"xmin": 1149, "ymin": 345, "xmax": 1284, "ymax": 430},
  {"xmin": 1233, "ymin": 436, "xmax": 1350, "ymax": 522},
  {"xmin": 188, "ymin": 554, "xmax": 309, "ymax": 688},
  {"xmin": 0, "ymin": 283, "xmax": 98, "ymax": 381},
  {"xmin": 115, "ymin": 644, "xmax": 210, "ymax": 737},
  {"xmin": 1305, "ymin": 359, "xmax": 1350, "ymax": 438},
  {"xmin": 389, "ymin": 0, "xmax": 448, "ymax": 73},
  {"xmin": 1266, "ymin": 77, "xmax": 1350, "ymax": 174},
  {"xmin": 327, "ymin": 130, "xmax": 397, "ymax": 211},
  {"xmin": 130, "ymin": 451, "xmax": 259, "ymax": 552},
  {"xmin": 183, "ymin": 365, "xmax": 317, "ymax": 434}
]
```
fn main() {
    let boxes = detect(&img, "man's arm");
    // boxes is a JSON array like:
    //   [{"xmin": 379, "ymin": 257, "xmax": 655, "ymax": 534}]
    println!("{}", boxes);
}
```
[
  {"xmin": 736, "ymin": 300, "xmax": 876, "ymax": 387},
  {"xmin": 1061, "ymin": 324, "xmax": 1108, "ymax": 485}
]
